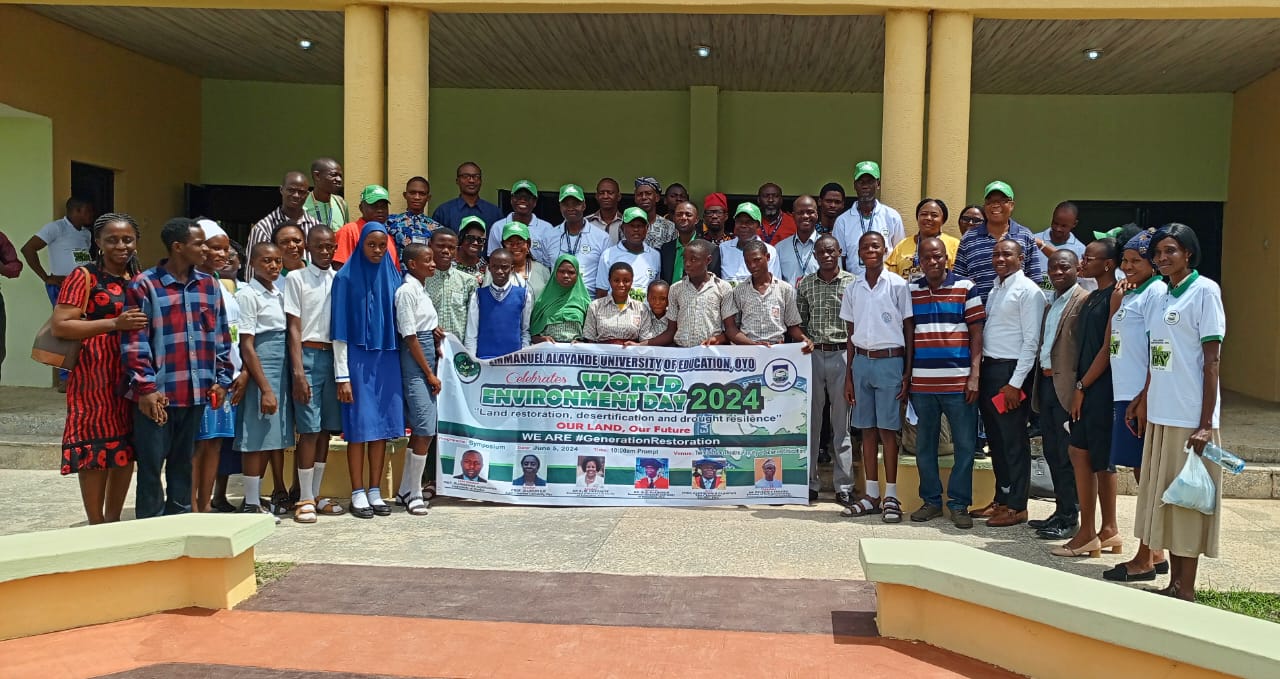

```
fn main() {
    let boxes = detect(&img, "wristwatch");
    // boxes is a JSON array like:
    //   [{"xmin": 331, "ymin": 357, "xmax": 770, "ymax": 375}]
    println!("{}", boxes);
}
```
[{"xmin": 1075, "ymin": 380, "xmax": 1085, "ymax": 391}]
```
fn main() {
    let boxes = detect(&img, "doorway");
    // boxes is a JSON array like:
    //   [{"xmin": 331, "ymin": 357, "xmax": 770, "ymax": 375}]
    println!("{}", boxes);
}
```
[
  {"xmin": 1071, "ymin": 201, "xmax": 1223, "ymax": 283},
  {"xmin": 71, "ymin": 161, "xmax": 115, "ymax": 215}
]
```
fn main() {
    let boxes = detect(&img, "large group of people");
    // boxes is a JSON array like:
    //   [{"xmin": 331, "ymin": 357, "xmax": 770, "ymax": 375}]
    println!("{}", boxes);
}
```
[{"xmin": 6, "ymin": 155, "xmax": 1226, "ymax": 600}]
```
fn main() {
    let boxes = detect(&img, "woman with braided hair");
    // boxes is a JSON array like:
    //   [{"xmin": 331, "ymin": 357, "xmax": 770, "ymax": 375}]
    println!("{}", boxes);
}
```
[{"xmin": 50, "ymin": 213, "xmax": 148, "ymax": 524}]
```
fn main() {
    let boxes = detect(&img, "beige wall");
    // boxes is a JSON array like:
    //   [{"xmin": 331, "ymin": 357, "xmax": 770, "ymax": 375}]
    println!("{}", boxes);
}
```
[{"xmin": 1222, "ymin": 68, "xmax": 1280, "ymax": 400}]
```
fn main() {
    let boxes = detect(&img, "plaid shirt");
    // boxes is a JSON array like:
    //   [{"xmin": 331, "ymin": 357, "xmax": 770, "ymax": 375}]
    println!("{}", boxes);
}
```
[
  {"xmin": 121, "ymin": 263, "xmax": 233, "ymax": 407},
  {"xmin": 726, "ymin": 277, "xmax": 802, "ymax": 344},
  {"xmin": 798, "ymin": 270, "xmax": 856, "ymax": 344},
  {"xmin": 424, "ymin": 265, "xmax": 478, "ymax": 339}
]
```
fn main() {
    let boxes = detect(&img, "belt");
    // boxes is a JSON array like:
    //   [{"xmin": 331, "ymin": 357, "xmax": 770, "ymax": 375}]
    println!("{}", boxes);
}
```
[
  {"xmin": 853, "ymin": 346, "xmax": 904, "ymax": 359},
  {"xmin": 1041, "ymin": 368, "xmax": 1054, "ymax": 377},
  {"xmin": 302, "ymin": 341, "xmax": 332, "ymax": 350},
  {"xmin": 814, "ymin": 343, "xmax": 845, "ymax": 352},
  {"xmin": 982, "ymin": 357, "xmax": 1017, "ymax": 364}
]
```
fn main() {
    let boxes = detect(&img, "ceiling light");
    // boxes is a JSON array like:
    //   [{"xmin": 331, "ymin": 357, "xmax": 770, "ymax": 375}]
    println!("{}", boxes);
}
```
[
  {"xmin": 694, "ymin": 45, "xmax": 711, "ymax": 59},
  {"xmin": 1083, "ymin": 48, "xmax": 1103, "ymax": 61},
  {"xmin": 298, "ymin": 39, "xmax": 314, "ymax": 50}
]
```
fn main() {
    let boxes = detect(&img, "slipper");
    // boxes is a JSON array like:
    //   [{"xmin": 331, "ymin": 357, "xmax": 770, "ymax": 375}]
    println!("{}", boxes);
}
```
[
  {"xmin": 396, "ymin": 492, "xmax": 429, "ymax": 516},
  {"xmin": 315, "ymin": 498, "xmax": 346, "ymax": 515},
  {"xmin": 271, "ymin": 490, "xmax": 292, "ymax": 516},
  {"xmin": 1102, "ymin": 564, "xmax": 1156, "ymax": 582},
  {"xmin": 841, "ymin": 497, "xmax": 881, "ymax": 518},
  {"xmin": 422, "ymin": 482, "xmax": 436, "ymax": 500},
  {"xmin": 293, "ymin": 500, "xmax": 317, "ymax": 524}
]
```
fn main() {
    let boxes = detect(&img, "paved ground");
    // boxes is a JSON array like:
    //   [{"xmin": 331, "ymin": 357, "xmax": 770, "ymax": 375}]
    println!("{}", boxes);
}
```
[{"xmin": 5, "ymin": 468, "xmax": 1280, "ymax": 592}]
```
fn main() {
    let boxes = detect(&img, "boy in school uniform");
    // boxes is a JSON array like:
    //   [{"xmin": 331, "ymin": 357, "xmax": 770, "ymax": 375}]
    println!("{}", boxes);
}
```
[
  {"xmin": 283, "ymin": 227, "xmax": 346, "ymax": 516},
  {"xmin": 640, "ymin": 239, "xmax": 732, "ymax": 348},
  {"xmin": 464, "ymin": 249, "xmax": 532, "ymax": 359},
  {"xmin": 423, "ymin": 228, "xmax": 476, "ymax": 340},
  {"xmin": 640, "ymin": 279, "xmax": 670, "ymax": 343},
  {"xmin": 723, "ymin": 240, "xmax": 812, "ymax": 350},
  {"xmin": 394, "ymin": 243, "xmax": 442, "ymax": 516}
]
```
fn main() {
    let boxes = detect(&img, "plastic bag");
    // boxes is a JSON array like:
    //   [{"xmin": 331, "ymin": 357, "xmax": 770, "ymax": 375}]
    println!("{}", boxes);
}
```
[{"xmin": 1161, "ymin": 449, "xmax": 1217, "ymax": 515}]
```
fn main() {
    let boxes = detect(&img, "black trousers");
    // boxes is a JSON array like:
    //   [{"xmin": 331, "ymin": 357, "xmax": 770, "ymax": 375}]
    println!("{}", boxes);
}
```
[
  {"xmin": 978, "ymin": 359, "xmax": 1032, "ymax": 512},
  {"xmin": 1038, "ymin": 375, "xmax": 1079, "ymax": 519}
]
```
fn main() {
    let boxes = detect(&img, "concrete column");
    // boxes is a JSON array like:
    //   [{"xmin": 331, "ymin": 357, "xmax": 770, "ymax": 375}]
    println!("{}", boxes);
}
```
[
  {"xmin": 880, "ymin": 9, "xmax": 929, "ymax": 221},
  {"xmin": 926, "ymin": 11, "xmax": 974, "ymax": 237},
  {"xmin": 387, "ymin": 6, "xmax": 429, "ymax": 190},
  {"xmin": 344, "ymin": 4, "xmax": 386, "ymax": 196},
  {"xmin": 688, "ymin": 85, "xmax": 719, "ymax": 199}
]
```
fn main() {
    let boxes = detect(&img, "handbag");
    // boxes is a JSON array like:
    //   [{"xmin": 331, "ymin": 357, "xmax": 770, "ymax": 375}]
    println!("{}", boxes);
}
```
[
  {"xmin": 1029, "ymin": 454, "xmax": 1055, "ymax": 499},
  {"xmin": 30, "ymin": 267, "xmax": 91, "ymax": 369}
]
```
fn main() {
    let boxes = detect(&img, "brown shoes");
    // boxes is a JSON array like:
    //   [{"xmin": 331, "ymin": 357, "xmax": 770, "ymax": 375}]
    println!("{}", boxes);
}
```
[
  {"xmin": 969, "ymin": 501, "xmax": 1003, "ymax": 518},
  {"xmin": 986, "ymin": 508, "xmax": 1029, "ymax": 527}
]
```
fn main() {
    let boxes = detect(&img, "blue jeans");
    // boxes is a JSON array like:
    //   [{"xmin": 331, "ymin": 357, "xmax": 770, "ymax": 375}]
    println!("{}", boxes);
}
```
[
  {"xmin": 911, "ymin": 392, "xmax": 978, "ymax": 512},
  {"xmin": 133, "ymin": 404, "xmax": 203, "ymax": 519}
]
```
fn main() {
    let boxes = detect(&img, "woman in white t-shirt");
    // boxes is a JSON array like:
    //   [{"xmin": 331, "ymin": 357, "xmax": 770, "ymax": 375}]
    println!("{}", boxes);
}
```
[{"xmin": 1131, "ymin": 224, "xmax": 1225, "ymax": 602}]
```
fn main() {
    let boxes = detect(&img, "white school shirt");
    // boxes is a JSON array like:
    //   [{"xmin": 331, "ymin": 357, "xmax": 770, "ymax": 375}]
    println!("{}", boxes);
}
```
[
  {"xmin": 395, "ymin": 276, "xmax": 440, "ymax": 338},
  {"xmin": 536, "ymin": 221, "xmax": 611, "ymax": 286},
  {"xmin": 982, "ymin": 270, "xmax": 1046, "ymax": 388},
  {"xmin": 35, "ymin": 217, "xmax": 93, "ymax": 276},
  {"xmin": 838, "ymin": 269, "xmax": 913, "ymax": 350},
  {"xmin": 1109, "ymin": 276, "xmax": 1167, "ymax": 401},
  {"xmin": 1145, "ymin": 272, "xmax": 1226, "ymax": 429},
  {"xmin": 463, "ymin": 281, "xmax": 533, "ymax": 355},
  {"xmin": 776, "ymin": 231, "xmax": 820, "ymax": 286},
  {"xmin": 487, "ymin": 213, "xmax": 554, "ymax": 257},
  {"xmin": 718, "ymin": 238, "xmax": 782, "ymax": 285},
  {"xmin": 595, "ymin": 242, "xmax": 661, "ymax": 296},
  {"xmin": 282, "ymin": 263, "xmax": 335, "ymax": 343},
  {"xmin": 235, "ymin": 278, "xmax": 287, "ymax": 335},
  {"xmin": 220, "ymin": 281, "xmax": 243, "ymax": 377},
  {"xmin": 832, "ymin": 201, "xmax": 906, "ymax": 276}
]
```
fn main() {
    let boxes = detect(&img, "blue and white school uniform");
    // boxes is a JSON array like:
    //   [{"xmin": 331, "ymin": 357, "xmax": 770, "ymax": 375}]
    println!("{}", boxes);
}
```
[
  {"xmin": 234, "ymin": 278, "xmax": 294, "ymax": 452},
  {"xmin": 396, "ymin": 276, "xmax": 440, "ymax": 436}
]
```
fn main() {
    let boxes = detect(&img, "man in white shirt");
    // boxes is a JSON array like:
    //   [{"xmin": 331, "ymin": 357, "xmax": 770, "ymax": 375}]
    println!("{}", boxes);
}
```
[
  {"xmin": 536, "ymin": 184, "xmax": 610, "ymax": 286},
  {"xmin": 975, "ymin": 239, "xmax": 1046, "ymax": 528},
  {"xmin": 487, "ymin": 179, "xmax": 554, "ymax": 257},
  {"xmin": 719, "ymin": 203, "xmax": 782, "ymax": 284},
  {"xmin": 22, "ymin": 196, "xmax": 95, "ymax": 386},
  {"xmin": 777, "ymin": 195, "xmax": 820, "ymax": 285},
  {"xmin": 833, "ymin": 161, "xmax": 906, "ymax": 275},
  {"xmin": 595, "ymin": 207, "xmax": 661, "ymax": 298}
]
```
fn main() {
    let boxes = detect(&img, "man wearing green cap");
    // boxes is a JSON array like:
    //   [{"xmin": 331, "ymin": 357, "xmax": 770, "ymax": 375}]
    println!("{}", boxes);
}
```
[
  {"xmin": 719, "ymin": 202, "xmax": 781, "ymax": 284},
  {"xmin": 833, "ymin": 161, "xmax": 906, "ymax": 275},
  {"xmin": 333, "ymin": 185, "xmax": 396, "ymax": 268},
  {"xmin": 487, "ymin": 179, "xmax": 554, "ymax": 259},
  {"xmin": 953, "ymin": 180, "xmax": 1041, "ymax": 304},
  {"xmin": 536, "ymin": 184, "xmax": 610, "ymax": 288},
  {"xmin": 595, "ymin": 207, "xmax": 660, "ymax": 298}
]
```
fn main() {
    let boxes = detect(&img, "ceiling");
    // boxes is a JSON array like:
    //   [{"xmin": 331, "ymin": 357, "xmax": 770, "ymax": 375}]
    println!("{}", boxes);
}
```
[{"xmin": 24, "ymin": 6, "xmax": 1280, "ymax": 94}]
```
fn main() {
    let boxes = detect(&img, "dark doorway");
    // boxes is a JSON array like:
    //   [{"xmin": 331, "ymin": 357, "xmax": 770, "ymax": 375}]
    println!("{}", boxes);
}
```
[
  {"xmin": 1071, "ymin": 201, "xmax": 1223, "ymax": 283},
  {"xmin": 71, "ymin": 161, "xmax": 115, "ymax": 215}
]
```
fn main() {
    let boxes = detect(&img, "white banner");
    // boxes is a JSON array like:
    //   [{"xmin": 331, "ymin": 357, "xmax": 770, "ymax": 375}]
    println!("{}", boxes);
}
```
[{"xmin": 436, "ymin": 337, "xmax": 811, "ymax": 506}]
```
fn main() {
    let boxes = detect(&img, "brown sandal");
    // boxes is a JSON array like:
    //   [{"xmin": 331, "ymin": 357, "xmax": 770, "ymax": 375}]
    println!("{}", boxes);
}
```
[
  {"xmin": 882, "ymin": 496, "xmax": 904, "ymax": 523},
  {"xmin": 293, "ymin": 500, "xmax": 317, "ymax": 524}
]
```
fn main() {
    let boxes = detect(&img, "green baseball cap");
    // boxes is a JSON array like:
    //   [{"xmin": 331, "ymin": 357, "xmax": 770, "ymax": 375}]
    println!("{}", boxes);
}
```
[
  {"xmin": 459, "ymin": 216, "xmax": 486, "ymax": 232},
  {"xmin": 984, "ymin": 180, "xmax": 1014, "ymax": 200},
  {"xmin": 511, "ymin": 179, "xmax": 538, "ymax": 196},
  {"xmin": 734, "ymin": 202, "xmax": 762, "ymax": 222},
  {"xmin": 502, "ymin": 222, "xmax": 531, "ymax": 242},
  {"xmin": 854, "ymin": 161, "xmax": 881, "ymax": 181},
  {"xmin": 360, "ymin": 184, "xmax": 390, "ymax": 204},
  {"xmin": 559, "ymin": 183, "xmax": 585, "ymax": 203},
  {"xmin": 1093, "ymin": 226, "xmax": 1123, "ymax": 241},
  {"xmin": 622, "ymin": 206, "xmax": 649, "ymax": 224}
]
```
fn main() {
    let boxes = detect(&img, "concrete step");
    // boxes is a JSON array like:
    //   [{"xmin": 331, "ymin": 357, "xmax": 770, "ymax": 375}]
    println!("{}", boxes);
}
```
[{"xmin": 0, "ymin": 435, "xmax": 62, "ymax": 471}]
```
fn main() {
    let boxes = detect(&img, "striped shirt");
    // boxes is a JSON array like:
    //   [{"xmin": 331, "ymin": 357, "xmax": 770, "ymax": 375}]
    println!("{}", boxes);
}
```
[
  {"xmin": 909, "ymin": 273, "xmax": 985, "ymax": 394},
  {"xmin": 246, "ymin": 207, "xmax": 323, "ymax": 280},
  {"xmin": 952, "ymin": 220, "xmax": 1041, "ymax": 304}
]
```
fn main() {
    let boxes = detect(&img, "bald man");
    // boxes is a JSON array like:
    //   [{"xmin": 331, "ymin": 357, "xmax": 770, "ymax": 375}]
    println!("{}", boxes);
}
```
[
  {"xmin": 776, "ymin": 195, "xmax": 820, "ymax": 285},
  {"xmin": 305, "ymin": 158, "xmax": 351, "ymax": 231},
  {"xmin": 246, "ymin": 170, "xmax": 324, "ymax": 280}
]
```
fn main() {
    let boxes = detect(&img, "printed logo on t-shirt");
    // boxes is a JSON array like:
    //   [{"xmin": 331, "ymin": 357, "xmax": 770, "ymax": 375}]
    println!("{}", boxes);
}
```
[
  {"xmin": 73, "ymin": 249, "xmax": 92, "ymax": 263},
  {"xmin": 881, "ymin": 312, "xmax": 892, "ymax": 323},
  {"xmin": 1109, "ymin": 332, "xmax": 1121, "ymax": 358},
  {"xmin": 1164, "ymin": 310, "xmax": 1180, "ymax": 325},
  {"xmin": 1150, "ymin": 339, "xmax": 1172, "ymax": 371},
  {"xmin": 1114, "ymin": 309, "xmax": 1127, "ymax": 322}
]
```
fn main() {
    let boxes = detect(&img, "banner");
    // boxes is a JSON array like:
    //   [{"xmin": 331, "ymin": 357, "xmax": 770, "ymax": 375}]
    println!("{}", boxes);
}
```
[{"xmin": 436, "ymin": 337, "xmax": 811, "ymax": 506}]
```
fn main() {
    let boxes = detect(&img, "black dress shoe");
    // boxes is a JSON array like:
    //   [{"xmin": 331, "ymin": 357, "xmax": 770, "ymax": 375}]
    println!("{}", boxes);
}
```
[
  {"xmin": 350, "ymin": 505, "xmax": 375, "ymax": 519},
  {"xmin": 1102, "ymin": 564, "xmax": 1157, "ymax": 582},
  {"xmin": 1155, "ymin": 561, "xmax": 1170, "ymax": 575},
  {"xmin": 1029, "ymin": 514, "xmax": 1076, "ymax": 530},
  {"xmin": 1036, "ymin": 524, "xmax": 1079, "ymax": 540},
  {"xmin": 370, "ymin": 502, "xmax": 392, "ymax": 517}
]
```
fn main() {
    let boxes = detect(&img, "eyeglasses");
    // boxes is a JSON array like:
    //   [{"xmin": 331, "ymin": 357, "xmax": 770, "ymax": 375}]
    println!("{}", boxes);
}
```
[
  {"xmin": 461, "ymin": 235, "xmax": 485, "ymax": 244},
  {"xmin": 958, "ymin": 216, "xmax": 984, "ymax": 224},
  {"xmin": 457, "ymin": 173, "xmax": 481, "ymax": 180}
]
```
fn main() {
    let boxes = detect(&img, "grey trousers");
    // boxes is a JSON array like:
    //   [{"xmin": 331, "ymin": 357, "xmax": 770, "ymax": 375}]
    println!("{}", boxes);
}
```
[{"xmin": 809, "ymin": 349, "xmax": 854, "ymax": 491}]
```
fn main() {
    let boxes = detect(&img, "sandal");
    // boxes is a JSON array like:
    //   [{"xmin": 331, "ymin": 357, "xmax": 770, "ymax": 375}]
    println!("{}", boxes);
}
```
[
  {"xmin": 315, "ymin": 498, "xmax": 346, "ymax": 515},
  {"xmin": 293, "ymin": 500, "xmax": 317, "ymax": 524},
  {"xmin": 271, "ymin": 490, "xmax": 292, "ymax": 516},
  {"xmin": 882, "ymin": 496, "xmax": 904, "ymax": 524},
  {"xmin": 395, "ymin": 492, "xmax": 429, "ymax": 516},
  {"xmin": 422, "ymin": 482, "xmax": 436, "ymax": 500},
  {"xmin": 840, "ymin": 497, "xmax": 881, "ymax": 518}
]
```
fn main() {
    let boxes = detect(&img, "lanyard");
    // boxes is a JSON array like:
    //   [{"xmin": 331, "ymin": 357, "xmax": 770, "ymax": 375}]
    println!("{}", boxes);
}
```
[
  {"xmin": 561, "ymin": 229, "xmax": 584, "ymax": 257},
  {"xmin": 792, "ymin": 236, "xmax": 815, "ymax": 273},
  {"xmin": 761, "ymin": 214, "xmax": 782, "ymax": 242}
]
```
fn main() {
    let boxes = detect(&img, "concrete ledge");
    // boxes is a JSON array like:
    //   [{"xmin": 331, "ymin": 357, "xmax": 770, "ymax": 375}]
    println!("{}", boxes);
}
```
[
  {"xmin": 261, "ymin": 439, "xmax": 406, "ymax": 498},
  {"xmin": 858, "ymin": 538, "xmax": 1280, "ymax": 679},
  {"xmin": 0, "ymin": 514, "xmax": 274, "ymax": 640}
]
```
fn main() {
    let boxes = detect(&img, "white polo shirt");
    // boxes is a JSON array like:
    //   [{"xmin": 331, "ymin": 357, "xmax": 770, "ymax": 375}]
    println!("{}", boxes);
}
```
[
  {"xmin": 1109, "ymin": 276, "xmax": 1167, "ymax": 401},
  {"xmin": 595, "ymin": 242, "xmax": 661, "ymax": 296},
  {"xmin": 487, "ymin": 213, "xmax": 554, "ymax": 258},
  {"xmin": 536, "ymin": 221, "xmax": 611, "ymax": 287},
  {"xmin": 236, "ymin": 278, "xmax": 287, "ymax": 335},
  {"xmin": 282, "ymin": 263, "xmax": 335, "ymax": 343},
  {"xmin": 718, "ymin": 238, "xmax": 782, "ymax": 285},
  {"xmin": 832, "ymin": 201, "xmax": 906, "ymax": 276},
  {"xmin": 838, "ymin": 269, "xmax": 912, "ymax": 350},
  {"xmin": 395, "ymin": 275, "xmax": 440, "ymax": 338},
  {"xmin": 35, "ymin": 217, "xmax": 93, "ymax": 276},
  {"xmin": 1146, "ymin": 272, "xmax": 1225, "ymax": 429}
]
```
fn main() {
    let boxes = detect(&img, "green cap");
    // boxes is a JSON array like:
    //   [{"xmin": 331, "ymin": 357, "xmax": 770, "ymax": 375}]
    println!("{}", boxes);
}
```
[
  {"xmin": 1093, "ymin": 226, "xmax": 1123, "ymax": 241},
  {"xmin": 734, "ymin": 202, "xmax": 762, "ymax": 222},
  {"xmin": 854, "ymin": 161, "xmax": 881, "ymax": 181},
  {"xmin": 459, "ymin": 216, "xmax": 486, "ymax": 233},
  {"xmin": 558, "ymin": 183, "xmax": 585, "ymax": 203},
  {"xmin": 984, "ymin": 180, "xmax": 1014, "ymax": 200},
  {"xmin": 511, "ymin": 179, "xmax": 538, "ymax": 196},
  {"xmin": 360, "ymin": 184, "xmax": 390, "ymax": 204},
  {"xmin": 622, "ymin": 206, "xmax": 649, "ymax": 224},
  {"xmin": 502, "ymin": 222, "xmax": 531, "ymax": 242}
]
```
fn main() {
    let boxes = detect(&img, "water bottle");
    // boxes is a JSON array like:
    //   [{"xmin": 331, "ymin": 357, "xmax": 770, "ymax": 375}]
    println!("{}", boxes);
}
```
[{"xmin": 1195, "ymin": 442, "xmax": 1246, "ymax": 474}]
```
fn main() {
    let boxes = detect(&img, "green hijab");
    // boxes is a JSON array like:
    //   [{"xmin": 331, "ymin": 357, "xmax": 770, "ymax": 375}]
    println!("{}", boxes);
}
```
[{"xmin": 530, "ymin": 254, "xmax": 592, "ymax": 335}]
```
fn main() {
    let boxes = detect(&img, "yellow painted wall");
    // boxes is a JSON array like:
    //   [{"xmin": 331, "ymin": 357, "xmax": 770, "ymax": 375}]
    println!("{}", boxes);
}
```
[{"xmin": 1222, "ymin": 68, "xmax": 1280, "ymax": 401}]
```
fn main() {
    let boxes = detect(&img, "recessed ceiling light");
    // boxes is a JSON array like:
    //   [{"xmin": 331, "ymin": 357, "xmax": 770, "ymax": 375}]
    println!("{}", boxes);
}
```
[
  {"xmin": 694, "ymin": 45, "xmax": 711, "ymax": 58},
  {"xmin": 298, "ymin": 39, "xmax": 314, "ymax": 50},
  {"xmin": 1083, "ymin": 48, "xmax": 1103, "ymax": 61}
]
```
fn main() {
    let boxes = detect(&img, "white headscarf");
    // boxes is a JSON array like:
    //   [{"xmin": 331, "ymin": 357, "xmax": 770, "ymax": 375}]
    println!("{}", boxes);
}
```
[{"xmin": 198, "ymin": 219, "xmax": 227, "ymax": 241}]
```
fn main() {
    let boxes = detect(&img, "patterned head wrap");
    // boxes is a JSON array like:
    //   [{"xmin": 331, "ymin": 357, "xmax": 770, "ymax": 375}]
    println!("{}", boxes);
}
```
[
  {"xmin": 1123, "ymin": 227, "xmax": 1158, "ymax": 259},
  {"xmin": 635, "ymin": 176, "xmax": 661, "ymax": 193}
]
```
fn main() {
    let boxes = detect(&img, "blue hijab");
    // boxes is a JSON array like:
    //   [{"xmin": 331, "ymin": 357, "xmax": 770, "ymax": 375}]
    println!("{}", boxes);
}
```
[{"xmin": 332, "ymin": 222, "xmax": 401, "ymax": 351}]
